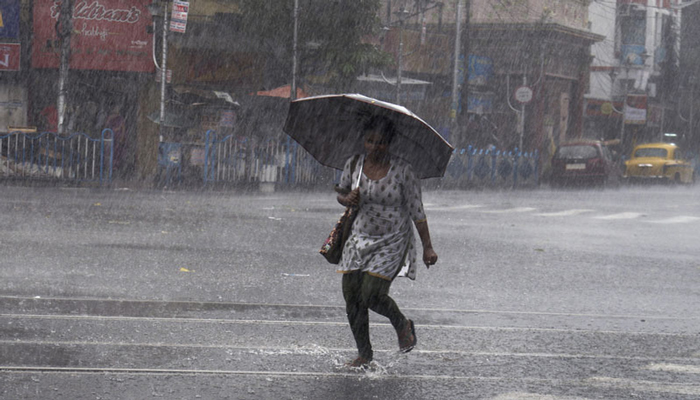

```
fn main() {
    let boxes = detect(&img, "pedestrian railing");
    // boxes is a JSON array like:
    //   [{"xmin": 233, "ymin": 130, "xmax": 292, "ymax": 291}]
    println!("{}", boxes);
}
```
[
  {"xmin": 202, "ymin": 131, "xmax": 539, "ymax": 189},
  {"xmin": 0, "ymin": 129, "xmax": 113, "ymax": 184},
  {"xmin": 441, "ymin": 146, "xmax": 539, "ymax": 189},
  {"xmin": 203, "ymin": 131, "xmax": 332, "ymax": 186}
]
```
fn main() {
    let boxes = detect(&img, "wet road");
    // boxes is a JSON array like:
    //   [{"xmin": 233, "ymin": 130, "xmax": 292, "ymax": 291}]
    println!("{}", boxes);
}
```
[{"xmin": 1, "ymin": 184, "xmax": 699, "ymax": 399}]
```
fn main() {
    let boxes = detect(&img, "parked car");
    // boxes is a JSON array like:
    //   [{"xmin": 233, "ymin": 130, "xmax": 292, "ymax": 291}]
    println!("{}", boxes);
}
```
[
  {"xmin": 550, "ymin": 140, "xmax": 621, "ymax": 187},
  {"xmin": 624, "ymin": 143, "xmax": 695, "ymax": 184}
]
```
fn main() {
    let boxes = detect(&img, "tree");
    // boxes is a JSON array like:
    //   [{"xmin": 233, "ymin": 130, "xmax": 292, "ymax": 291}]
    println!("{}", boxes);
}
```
[{"xmin": 238, "ymin": 0, "xmax": 392, "ymax": 92}]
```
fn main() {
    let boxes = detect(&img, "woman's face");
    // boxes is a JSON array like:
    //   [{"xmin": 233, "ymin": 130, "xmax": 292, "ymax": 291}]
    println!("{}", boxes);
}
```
[{"xmin": 364, "ymin": 130, "xmax": 390, "ymax": 160}]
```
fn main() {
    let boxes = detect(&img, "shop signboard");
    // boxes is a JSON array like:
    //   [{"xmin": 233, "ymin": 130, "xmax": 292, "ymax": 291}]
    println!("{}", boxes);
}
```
[
  {"xmin": 0, "ymin": 42, "xmax": 20, "ymax": 70},
  {"xmin": 0, "ymin": 0, "xmax": 21, "ymax": 39},
  {"xmin": 467, "ymin": 92, "xmax": 494, "ymax": 114},
  {"xmin": 170, "ymin": 0, "xmax": 188, "ymax": 33},
  {"xmin": 467, "ymin": 55, "xmax": 493, "ymax": 86},
  {"xmin": 621, "ymin": 44, "xmax": 646, "ymax": 66},
  {"xmin": 457, "ymin": 54, "xmax": 494, "ymax": 87},
  {"xmin": 647, "ymin": 104, "xmax": 662, "ymax": 127},
  {"xmin": 32, "ymin": 0, "xmax": 154, "ymax": 72},
  {"xmin": 219, "ymin": 110, "xmax": 236, "ymax": 128},
  {"xmin": 624, "ymin": 94, "xmax": 647, "ymax": 125}
]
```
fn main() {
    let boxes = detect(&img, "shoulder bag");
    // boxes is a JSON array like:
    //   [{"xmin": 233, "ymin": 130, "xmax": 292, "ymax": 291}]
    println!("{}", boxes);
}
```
[{"xmin": 319, "ymin": 155, "xmax": 363, "ymax": 264}]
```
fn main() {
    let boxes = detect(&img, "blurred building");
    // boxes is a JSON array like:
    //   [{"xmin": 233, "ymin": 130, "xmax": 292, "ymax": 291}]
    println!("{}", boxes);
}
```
[
  {"xmin": 585, "ymin": 0, "xmax": 681, "ymax": 155},
  {"xmin": 373, "ymin": 0, "xmax": 602, "ymax": 153},
  {"xmin": 678, "ymin": 0, "xmax": 700, "ymax": 154}
]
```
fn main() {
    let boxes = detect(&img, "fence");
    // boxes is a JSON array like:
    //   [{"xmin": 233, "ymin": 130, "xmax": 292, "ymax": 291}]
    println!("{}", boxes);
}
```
[
  {"xmin": 440, "ymin": 146, "xmax": 539, "ymax": 189},
  {"xmin": 0, "ymin": 129, "xmax": 113, "ymax": 184},
  {"xmin": 203, "ymin": 131, "xmax": 539, "ymax": 189},
  {"xmin": 203, "ymin": 131, "xmax": 333, "ymax": 186},
  {"xmin": 0, "ymin": 128, "xmax": 537, "ymax": 189}
]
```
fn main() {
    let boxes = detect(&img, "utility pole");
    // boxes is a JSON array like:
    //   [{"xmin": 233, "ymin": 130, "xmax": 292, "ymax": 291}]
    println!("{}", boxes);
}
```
[
  {"xmin": 458, "ymin": 0, "xmax": 470, "ymax": 144},
  {"xmin": 286, "ymin": 0, "xmax": 300, "ymax": 185},
  {"xmin": 519, "ymin": 75, "xmax": 527, "ymax": 150},
  {"xmin": 291, "ymin": 0, "xmax": 299, "ymax": 102},
  {"xmin": 57, "ymin": 0, "xmax": 74, "ymax": 135},
  {"xmin": 450, "ymin": 0, "xmax": 462, "ymax": 131},
  {"xmin": 396, "ymin": 9, "xmax": 405, "ymax": 104},
  {"xmin": 158, "ymin": 1, "xmax": 169, "ymax": 143},
  {"xmin": 689, "ymin": 76, "xmax": 696, "ymax": 144}
]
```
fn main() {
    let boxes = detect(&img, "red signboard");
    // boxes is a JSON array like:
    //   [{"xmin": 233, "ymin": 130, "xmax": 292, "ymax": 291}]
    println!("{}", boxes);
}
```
[
  {"xmin": 32, "ymin": 0, "xmax": 154, "ymax": 72},
  {"xmin": 0, "ymin": 43, "xmax": 21, "ymax": 71}
]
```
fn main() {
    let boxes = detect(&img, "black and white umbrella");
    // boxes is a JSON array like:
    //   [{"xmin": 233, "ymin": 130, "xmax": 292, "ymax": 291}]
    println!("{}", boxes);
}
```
[{"xmin": 283, "ymin": 93, "xmax": 453, "ymax": 179}]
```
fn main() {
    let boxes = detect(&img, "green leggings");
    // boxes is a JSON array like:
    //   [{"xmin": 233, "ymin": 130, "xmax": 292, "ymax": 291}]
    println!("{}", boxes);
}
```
[{"xmin": 342, "ymin": 271, "xmax": 407, "ymax": 360}]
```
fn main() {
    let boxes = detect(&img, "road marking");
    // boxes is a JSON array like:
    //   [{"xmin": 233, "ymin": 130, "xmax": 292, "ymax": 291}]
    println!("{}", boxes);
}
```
[
  {"xmin": 3, "ymin": 339, "xmax": 695, "ymax": 363},
  {"xmin": 426, "ymin": 204, "xmax": 483, "ymax": 211},
  {"xmin": 3, "ymin": 296, "xmax": 696, "ymax": 323},
  {"xmin": 594, "ymin": 212, "xmax": 645, "ymax": 220},
  {"xmin": 2, "ymin": 366, "xmax": 700, "ymax": 395},
  {"xmin": 481, "ymin": 207, "xmax": 536, "ymax": 214},
  {"xmin": 586, "ymin": 376, "xmax": 700, "ymax": 396},
  {"xmin": 645, "ymin": 363, "xmax": 700, "ymax": 374},
  {"xmin": 491, "ymin": 393, "xmax": 589, "ymax": 400},
  {"xmin": 3, "ymin": 314, "xmax": 698, "ymax": 337},
  {"xmin": 646, "ymin": 216, "xmax": 700, "ymax": 224},
  {"xmin": 534, "ymin": 209, "xmax": 595, "ymax": 217}
]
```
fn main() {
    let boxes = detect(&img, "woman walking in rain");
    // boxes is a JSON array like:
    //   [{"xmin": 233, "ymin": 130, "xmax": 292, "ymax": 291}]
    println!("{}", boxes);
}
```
[{"xmin": 336, "ymin": 115, "xmax": 438, "ymax": 368}]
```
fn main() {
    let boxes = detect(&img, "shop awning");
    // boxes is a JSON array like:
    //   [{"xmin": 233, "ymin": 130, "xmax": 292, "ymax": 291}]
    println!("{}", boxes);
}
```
[
  {"xmin": 172, "ymin": 87, "xmax": 241, "ymax": 108},
  {"xmin": 252, "ymin": 84, "xmax": 310, "ymax": 99},
  {"xmin": 354, "ymin": 74, "xmax": 431, "ymax": 102}
]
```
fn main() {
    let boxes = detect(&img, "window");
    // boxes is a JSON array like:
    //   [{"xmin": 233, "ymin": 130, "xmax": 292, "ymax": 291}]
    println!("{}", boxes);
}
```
[
  {"xmin": 620, "ymin": 9, "xmax": 646, "ymax": 46},
  {"xmin": 634, "ymin": 148, "xmax": 668, "ymax": 158},
  {"xmin": 556, "ymin": 145, "xmax": 599, "ymax": 159}
]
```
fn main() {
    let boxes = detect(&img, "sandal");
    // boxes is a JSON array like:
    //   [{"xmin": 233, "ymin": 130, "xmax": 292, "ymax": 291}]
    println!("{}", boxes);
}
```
[
  {"xmin": 345, "ymin": 356, "xmax": 372, "ymax": 369},
  {"xmin": 398, "ymin": 319, "xmax": 417, "ymax": 353}
]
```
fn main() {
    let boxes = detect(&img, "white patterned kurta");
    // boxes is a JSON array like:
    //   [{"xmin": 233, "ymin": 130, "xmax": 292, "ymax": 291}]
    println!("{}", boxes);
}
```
[{"xmin": 337, "ymin": 155, "xmax": 427, "ymax": 281}]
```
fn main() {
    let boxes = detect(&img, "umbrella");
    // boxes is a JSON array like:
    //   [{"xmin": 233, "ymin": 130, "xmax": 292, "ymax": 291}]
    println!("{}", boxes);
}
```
[{"xmin": 283, "ymin": 93, "xmax": 454, "ymax": 179}]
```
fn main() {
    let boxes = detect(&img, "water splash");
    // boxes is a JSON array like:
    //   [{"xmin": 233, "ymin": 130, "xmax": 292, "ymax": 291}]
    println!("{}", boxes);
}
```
[{"xmin": 248, "ymin": 344, "xmax": 332, "ymax": 356}]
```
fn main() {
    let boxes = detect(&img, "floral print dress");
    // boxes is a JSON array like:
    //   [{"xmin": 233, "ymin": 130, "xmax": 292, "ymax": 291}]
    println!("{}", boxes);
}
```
[{"xmin": 337, "ymin": 154, "xmax": 426, "ymax": 281}]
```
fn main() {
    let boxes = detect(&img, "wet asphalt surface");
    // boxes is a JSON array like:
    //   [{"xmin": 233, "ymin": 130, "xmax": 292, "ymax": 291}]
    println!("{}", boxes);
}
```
[{"xmin": 0, "ymin": 184, "xmax": 699, "ymax": 399}]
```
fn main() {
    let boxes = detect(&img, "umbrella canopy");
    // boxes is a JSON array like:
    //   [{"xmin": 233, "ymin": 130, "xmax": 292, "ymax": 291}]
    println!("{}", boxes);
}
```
[{"xmin": 283, "ymin": 93, "xmax": 453, "ymax": 179}]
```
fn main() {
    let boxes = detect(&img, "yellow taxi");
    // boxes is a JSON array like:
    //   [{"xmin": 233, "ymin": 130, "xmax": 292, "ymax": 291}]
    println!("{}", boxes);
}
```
[{"xmin": 624, "ymin": 143, "xmax": 695, "ymax": 184}]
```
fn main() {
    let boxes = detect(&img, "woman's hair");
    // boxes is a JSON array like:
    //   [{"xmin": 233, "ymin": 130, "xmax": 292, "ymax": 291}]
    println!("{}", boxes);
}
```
[{"xmin": 363, "ymin": 115, "xmax": 397, "ymax": 144}]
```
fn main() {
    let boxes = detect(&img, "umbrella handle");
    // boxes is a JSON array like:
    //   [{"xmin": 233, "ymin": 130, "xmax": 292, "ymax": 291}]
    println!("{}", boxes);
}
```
[{"xmin": 353, "ymin": 157, "xmax": 363, "ymax": 190}]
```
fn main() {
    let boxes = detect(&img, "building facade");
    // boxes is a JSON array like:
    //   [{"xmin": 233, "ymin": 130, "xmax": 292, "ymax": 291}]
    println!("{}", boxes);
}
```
[
  {"xmin": 375, "ymin": 0, "xmax": 602, "ymax": 157},
  {"xmin": 586, "ymin": 0, "xmax": 682, "ymax": 154}
]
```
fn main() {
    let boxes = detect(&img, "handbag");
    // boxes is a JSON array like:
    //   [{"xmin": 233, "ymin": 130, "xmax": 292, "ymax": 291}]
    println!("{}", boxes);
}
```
[{"xmin": 320, "ymin": 155, "xmax": 362, "ymax": 264}]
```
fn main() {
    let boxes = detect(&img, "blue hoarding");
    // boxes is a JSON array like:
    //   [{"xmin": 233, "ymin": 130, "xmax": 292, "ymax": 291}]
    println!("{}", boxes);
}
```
[{"xmin": 0, "ymin": 0, "xmax": 20, "ymax": 40}]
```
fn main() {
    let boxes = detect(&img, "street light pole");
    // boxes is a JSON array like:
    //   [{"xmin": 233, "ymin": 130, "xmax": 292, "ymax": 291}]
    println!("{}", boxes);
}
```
[
  {"xmin": 396, "ymin": 12, "xmax": 404, "ymax": 104},
  {"xmin": 450, "ymin": 0, "xmax": 462, "ymax": 126},
  {"xmin": 57, "ymin": 0, "xmax": 74, "ymax": 135},
  {"xmin": 291, "ymin": 0, "xmax": 299, "ymax": 102},
  {"xmin": 612, "ymin": 61, "xmax": 630, "ymax": 153},
  {"xmin": 620, "ymin": 84, "xmax": 627, "ymax": 150},
  {"xmin": 159, "ymin": 1, "xmax": 169, "ymax": 143},
  {"xmin": 689, "ymin": 76, "xmax": 696, "ymax": 144}
]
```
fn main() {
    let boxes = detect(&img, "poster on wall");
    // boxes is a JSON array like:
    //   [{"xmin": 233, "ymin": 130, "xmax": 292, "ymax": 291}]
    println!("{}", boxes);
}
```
[
  {"xmin": 0, "ymin": 0, "xmax": 21, "ymax": 39},
  {"xmin": 0, "ymin": 43, "xmax": 20, "ymax": 71},
  {"xmin": 32, "ymin": 0, "xmax": 154, "ymax": 72}
]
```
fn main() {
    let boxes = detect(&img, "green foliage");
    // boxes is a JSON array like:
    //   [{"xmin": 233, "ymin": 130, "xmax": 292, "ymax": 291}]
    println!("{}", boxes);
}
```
[{"xmin": 237, "ymin": 0, "xmax": 390, "ymax": 91}]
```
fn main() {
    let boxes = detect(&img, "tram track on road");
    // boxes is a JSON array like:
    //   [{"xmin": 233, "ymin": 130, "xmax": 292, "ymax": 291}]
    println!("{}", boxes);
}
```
[{"xmin": 2, "ymin": 296, "xmax": 700, "ymax": 400}]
